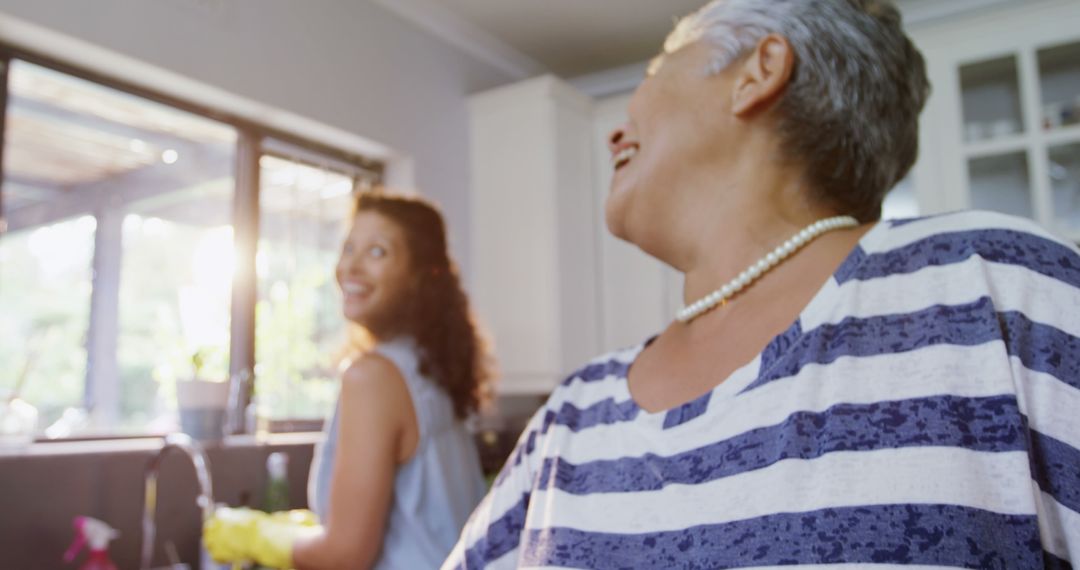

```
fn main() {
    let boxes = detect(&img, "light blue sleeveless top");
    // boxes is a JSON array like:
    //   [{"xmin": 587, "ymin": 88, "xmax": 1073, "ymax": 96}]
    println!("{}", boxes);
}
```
[{"xmin": 309, "ymin": 337, "xmax": 487, "ymax": 569}]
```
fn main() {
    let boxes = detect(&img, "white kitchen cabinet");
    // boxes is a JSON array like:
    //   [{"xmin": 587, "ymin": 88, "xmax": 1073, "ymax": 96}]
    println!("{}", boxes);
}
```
[
  {"xmin": 912, "ymin": 0, "xmax": 1080, "ymax": 240},
  {"xmin": 469, "ymin": 76, "xmax": 602, "ymax": 395},
  {"xmin": 469, "ymin": 79, "xmax": 681, "ymax": 396}
]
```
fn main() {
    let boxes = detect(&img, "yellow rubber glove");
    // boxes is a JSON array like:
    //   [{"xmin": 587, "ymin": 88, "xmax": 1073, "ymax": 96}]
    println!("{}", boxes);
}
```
[
  {"xmin": 204, "ymin": 507, "xmax": 322, "ymax": 569},
  {"xmin": 203, "ymin": 506, "xmax": 264, "ymax": 563},
  {"xmin": 249, "ymin": 509, "xmax": 323, "ymax": 569}
]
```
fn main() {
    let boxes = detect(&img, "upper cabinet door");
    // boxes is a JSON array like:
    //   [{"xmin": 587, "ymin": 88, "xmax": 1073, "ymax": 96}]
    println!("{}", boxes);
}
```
[
  {"xmin": 912, "ymin": 0, "xmax": 1080, "ymax": 241},
  {"xmin": 1039, "ymin": 41, "xmax": 1080, "ymax": 234}
]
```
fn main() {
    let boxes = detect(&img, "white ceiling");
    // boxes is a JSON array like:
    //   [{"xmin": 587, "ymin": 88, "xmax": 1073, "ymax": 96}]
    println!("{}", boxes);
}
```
[
  {"xmin": 434, "ymin": 0, "xmax": 706, "ymax": 77},
  {"xmin": 371, "ymin": 0, "xmax": 1018, "ymax": 81}
]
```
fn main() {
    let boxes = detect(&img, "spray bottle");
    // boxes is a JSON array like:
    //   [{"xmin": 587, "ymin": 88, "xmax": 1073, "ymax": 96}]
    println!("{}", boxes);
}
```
[{"xmin": 64, "ymin": 516, "xmax": 120, "ymax": 570}]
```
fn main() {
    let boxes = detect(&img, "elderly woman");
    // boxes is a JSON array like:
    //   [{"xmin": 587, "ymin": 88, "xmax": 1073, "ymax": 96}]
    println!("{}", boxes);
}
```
[{"xmin": 444, "ymin": 0, "xmax": 1080, "ymax": 568}]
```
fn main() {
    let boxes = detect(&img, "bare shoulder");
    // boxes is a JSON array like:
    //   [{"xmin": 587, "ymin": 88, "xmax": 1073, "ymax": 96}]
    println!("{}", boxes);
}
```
[
  {"xmin": 340, "ymin": 352, "xmax": 412, "ymax": 410},
  {"xmin": 339, "ymin": 351, "xmax": 419, "ymax": 461},
  {"xmin": 343, "ymin": 351, "xmax": 403, "ymax": 384}
]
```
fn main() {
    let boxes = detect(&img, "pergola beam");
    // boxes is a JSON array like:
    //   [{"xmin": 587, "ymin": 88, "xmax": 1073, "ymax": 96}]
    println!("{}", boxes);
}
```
[
  {"xmin": 5, "ymin": 150, "xmax": 233, "ymax": 233},
  {"xmin": 8, "ymin": 93, "xmax": 225, "ymax": 156}
]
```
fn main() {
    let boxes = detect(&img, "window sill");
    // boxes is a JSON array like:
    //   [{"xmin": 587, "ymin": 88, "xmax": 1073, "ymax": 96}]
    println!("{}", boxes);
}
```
[{"xmin": 0, "ymin": 431, "xmax": 324, "ymax": 458}]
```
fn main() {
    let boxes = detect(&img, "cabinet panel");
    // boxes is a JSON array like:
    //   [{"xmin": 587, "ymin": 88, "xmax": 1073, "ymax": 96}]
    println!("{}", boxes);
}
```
[
  {"xmin": 960, "ymin": 56, "xmax": 1025, "ymax": 143},
  {"xmin": 1038, "ymin": 41, "xmax": 1080, "ymax": 131},
  {"xmin": 469, "ymin": 77, "xmax": 601, "ymax": 394},
  {"xmin": 1049, "ymin": 142, "xmax": 1080, "ymax": 232},
  {"xmin": 967, "ymin": 152, "xmax": 1034, "ymax": 218},
  {"xmin": 882, "ymin": 176, "xmax": 920, "ymax": 220}
]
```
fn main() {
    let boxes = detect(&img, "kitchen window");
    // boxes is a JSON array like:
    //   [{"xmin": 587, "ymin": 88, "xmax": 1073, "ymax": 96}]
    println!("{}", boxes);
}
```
[
  {"xmin": 0, "ymin": 52, "xmax": 380, "ymax": 438},
  {"xmin": 255, "ymin": 152, "xmax": 363, "ymax": 421}
]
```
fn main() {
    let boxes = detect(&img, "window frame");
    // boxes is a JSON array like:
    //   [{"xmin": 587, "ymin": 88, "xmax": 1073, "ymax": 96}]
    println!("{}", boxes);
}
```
[
  {"xmin": 0, "ymin": 54, "xmax": 9, "ymax": 235},
  {"xmin": 0, "ymin": 42, "xmax": 382, "ymax": 436}
]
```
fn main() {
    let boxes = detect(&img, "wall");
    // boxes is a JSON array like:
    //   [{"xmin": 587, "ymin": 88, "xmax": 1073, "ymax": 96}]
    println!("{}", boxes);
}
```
[{"xmin": 0, "ymin": 0, "xmax": 522, "ymax": 276}]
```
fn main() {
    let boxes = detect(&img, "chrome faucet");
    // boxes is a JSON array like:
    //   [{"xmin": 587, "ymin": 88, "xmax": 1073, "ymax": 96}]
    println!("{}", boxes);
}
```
[{"xmin": 140, "ymin": 432, "xmax": 215, "ymax": 570}]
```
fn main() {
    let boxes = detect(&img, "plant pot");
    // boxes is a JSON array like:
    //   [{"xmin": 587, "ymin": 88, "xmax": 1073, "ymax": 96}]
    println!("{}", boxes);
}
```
[{"xmin": 176, "ymin": 380, "xmax": 229, "ymax": 442}]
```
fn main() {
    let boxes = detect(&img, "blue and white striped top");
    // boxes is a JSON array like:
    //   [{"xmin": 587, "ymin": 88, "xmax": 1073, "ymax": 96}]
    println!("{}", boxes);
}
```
[{"xmin": 444, "ymin": 211, "xmax": 1080, "ymax": 569}]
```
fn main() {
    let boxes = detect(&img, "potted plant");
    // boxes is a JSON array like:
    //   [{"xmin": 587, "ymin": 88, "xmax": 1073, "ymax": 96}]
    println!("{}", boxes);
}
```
[{"xmin": 175, "ymin": 349, "xmax": 230, "ymax": 442}]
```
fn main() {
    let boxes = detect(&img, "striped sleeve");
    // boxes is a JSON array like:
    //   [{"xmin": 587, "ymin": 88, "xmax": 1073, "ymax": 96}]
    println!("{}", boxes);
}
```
[
  {"xmin": 891, "ymin": 212, "xmax": 1080, "ymax": 565},
  {"xmin": 443, "ymin": 405, "xmax": 546, "ymax": 569},
  {"xmin": 996, "ymin": 240, "xmax": 1080, "ymax": 564},
  {"xmin": 443, "ymin": 347, "xmax": 638, "ymax": 569}
]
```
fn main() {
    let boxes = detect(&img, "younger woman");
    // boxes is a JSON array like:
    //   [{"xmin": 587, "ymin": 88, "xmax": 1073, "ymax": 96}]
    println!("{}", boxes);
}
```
[{"xmin": 207, "ymin": 192, "xmax": 492, "ymax": 570}]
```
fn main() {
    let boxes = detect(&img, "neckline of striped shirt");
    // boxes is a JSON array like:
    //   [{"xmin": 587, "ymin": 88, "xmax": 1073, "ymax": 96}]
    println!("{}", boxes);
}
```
[
  {"xmin": 544, "ymin": 213, "xmax": 1080, "ymax": 438},
  {"xmin": 606, "ymin": 218, "xmax": 892, "ymax": 426}
]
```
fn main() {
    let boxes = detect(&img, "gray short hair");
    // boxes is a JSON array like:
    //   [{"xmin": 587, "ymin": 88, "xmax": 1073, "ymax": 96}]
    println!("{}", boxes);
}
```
[{"xmin": 667, "ymin": 0, "xmax": 930, "ymax": 221}]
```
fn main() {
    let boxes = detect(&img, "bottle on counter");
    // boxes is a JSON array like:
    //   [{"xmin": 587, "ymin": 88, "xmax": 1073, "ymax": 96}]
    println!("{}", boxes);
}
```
[
  {"xmin": 263, "ymin": 451, "xmax": 290, "ymax": 513},
  {"xmin": 250, "ymin": 452, "xmax": 291, "ymax": 570},
  {"xmin": 64, "ymin": 516, "xmax": 119, "ymax": 570}
]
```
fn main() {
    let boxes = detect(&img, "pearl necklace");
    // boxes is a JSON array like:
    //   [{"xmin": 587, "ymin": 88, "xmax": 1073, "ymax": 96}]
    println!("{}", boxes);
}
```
[{"xmin": 675, "ymin": 215, "xmax": 860, "ymax": 323}]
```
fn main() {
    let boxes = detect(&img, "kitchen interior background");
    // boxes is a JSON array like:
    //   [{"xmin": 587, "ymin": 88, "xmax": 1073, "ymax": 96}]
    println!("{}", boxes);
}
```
[{"xmin": 1, "ymin": 0, "xmax": 1079, "ymax": 568}]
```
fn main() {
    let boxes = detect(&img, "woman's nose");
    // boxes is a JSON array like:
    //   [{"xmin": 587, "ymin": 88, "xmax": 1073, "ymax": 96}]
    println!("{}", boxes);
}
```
[{"xmin": 338, "ymin": 255, "xmax": 360, "ymax": 275}]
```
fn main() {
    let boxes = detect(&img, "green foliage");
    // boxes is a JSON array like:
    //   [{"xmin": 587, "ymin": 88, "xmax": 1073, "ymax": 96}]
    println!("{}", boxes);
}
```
[
  {"xmin": 1, "ymin": 168, "xmax": 352, "ymax": 434},
  {"xmin": 254, "ymin": 240, "xmax": 343, "ymax": 420},
  {"xmin": 115, "ymin": 213, "xmax": 232, "ymax": 431},
  {"xmin": 0, "ymin": 219, "xmax": 93, "ymax": 429}
]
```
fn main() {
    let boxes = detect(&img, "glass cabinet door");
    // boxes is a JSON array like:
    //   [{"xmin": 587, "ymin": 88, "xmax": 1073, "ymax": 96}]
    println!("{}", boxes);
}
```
[
  {"xmin": 1038, "ymin": 41, "xmax": 1080, "ymax": 133},
  {"xmin": 960, "ymin": 56, "xmax": 1025, "ymax": 144},
  {"xmin": 1049, "ymin": 143, "xmax": 1080, "ymax": 232},
  {"xmin": 1039, "ymin": 40, "xmax": 1080, "ymax": 236},
  {"xmin": 955, "ymin": 39, "xmax": 1080, "ymax": 240},
  {"xmin": 959, "ymin": 55, "xmax": 1034, "ymax": 219}
]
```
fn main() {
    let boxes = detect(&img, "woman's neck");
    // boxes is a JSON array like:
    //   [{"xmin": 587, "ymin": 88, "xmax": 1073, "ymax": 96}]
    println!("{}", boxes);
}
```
[
  {"xmin": 676, "ymin": 172, "xmax": 833, "ymax": 305},
  {"xmin": 363, "ymin": 320, "xmax": 408, "ymax": 346}
]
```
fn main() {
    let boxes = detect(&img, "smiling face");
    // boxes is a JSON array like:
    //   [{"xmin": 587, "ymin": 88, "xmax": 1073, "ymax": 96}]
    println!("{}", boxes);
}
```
[
  {"xmin": 605, "ymin": 41, "xmax": 738, "ymax": 258},
  {"xmin": 336, "ymin": 211, "xmax": 415, "ymax": 334}
]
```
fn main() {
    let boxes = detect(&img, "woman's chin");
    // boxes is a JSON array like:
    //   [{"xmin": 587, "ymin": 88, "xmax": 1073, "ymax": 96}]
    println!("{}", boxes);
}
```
[
  {"xmin": 342, "ymin": 306, "xmax": 370, "ymax": 326},
  {"xmin": 604, "ymin": 196, "xmax": 632, "ymax": 241},
  {"xmin": 607, "ymin": 203, "xmax": 651, "ymax": 248}
]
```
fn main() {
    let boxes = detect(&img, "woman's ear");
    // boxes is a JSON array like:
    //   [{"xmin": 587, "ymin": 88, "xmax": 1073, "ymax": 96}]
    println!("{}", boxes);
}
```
[{"xmin": 731, "ymin": 33, "xmax": 795, "ymax": 117}]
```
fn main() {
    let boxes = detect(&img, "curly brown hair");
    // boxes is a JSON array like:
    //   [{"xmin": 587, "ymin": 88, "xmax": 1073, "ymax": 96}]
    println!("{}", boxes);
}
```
[{"xmin": 352, "ymin": 191, "xmax": 494, "ymax": 418}]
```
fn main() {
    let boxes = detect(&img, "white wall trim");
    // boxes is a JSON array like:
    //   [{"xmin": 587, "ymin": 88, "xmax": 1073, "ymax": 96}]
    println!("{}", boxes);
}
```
[
  {"xmin": 0, "ymin": 11, "xmax": 408, "ymax": 175},
  {"xmin": 568, "ymin": 60, "xmax": 648, "ymax": 99},
  {"xmin": 368, "ymin": 0, "xmax": 545, "ymax": 81}
]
